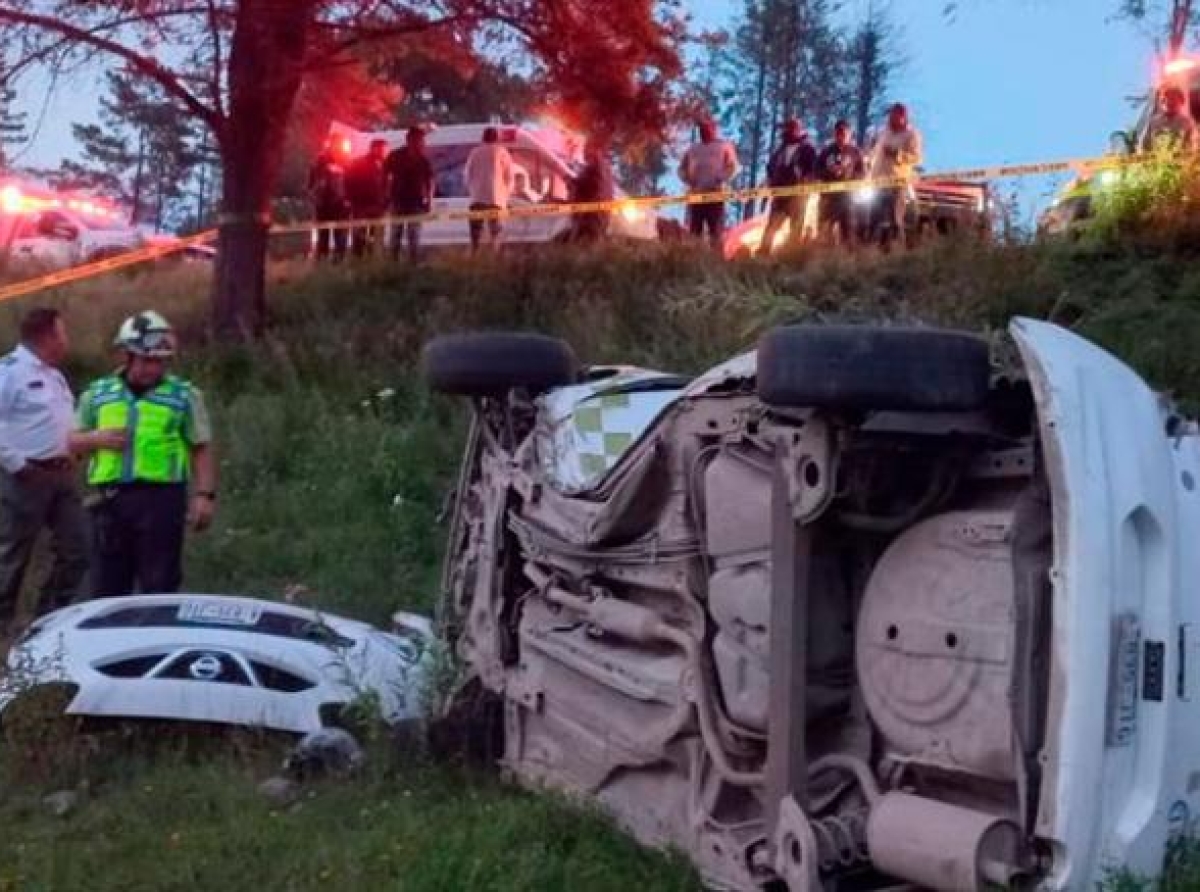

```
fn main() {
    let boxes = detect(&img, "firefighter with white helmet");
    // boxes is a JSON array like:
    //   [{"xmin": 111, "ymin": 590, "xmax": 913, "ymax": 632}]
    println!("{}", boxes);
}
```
[{"xmin": 75, "ymin": 311, "xmax": 216, "ymax": 595}]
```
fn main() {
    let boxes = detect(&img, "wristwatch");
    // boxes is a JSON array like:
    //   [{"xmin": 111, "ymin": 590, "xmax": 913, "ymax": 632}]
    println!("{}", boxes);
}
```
[{"xmin": 195, "ymin": 490, "xmax": 217, "ymax": 501}]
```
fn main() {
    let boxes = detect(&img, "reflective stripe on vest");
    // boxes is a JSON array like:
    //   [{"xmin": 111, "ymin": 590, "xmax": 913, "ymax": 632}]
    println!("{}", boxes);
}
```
[{"xmin": 86, "ymin": 375, "xmax": 191, "ymax": 485}]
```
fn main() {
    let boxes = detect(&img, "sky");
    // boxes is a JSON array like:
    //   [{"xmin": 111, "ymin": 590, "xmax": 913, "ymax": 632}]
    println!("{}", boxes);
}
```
[{"xmin": 8, "ymin": 0, "xmax": 1161, "ymax": 218}]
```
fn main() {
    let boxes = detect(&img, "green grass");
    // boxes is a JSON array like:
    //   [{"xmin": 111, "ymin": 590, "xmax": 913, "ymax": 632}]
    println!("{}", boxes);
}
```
[
  {"xmin": 4, "ymin": 238, "xmax": 1200, "ymax": 889},
  {"xmin": 0, "ymin": 748, "xmax": 696, "ymax": 892}
]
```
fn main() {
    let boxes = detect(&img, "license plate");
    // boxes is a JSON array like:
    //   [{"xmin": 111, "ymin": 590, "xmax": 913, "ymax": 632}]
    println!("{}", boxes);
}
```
[
  {"xmin": 1106, "ymin": 612, "xmax": 1141, "ymax": 748},
  {"xmin": 177, "ymin": 600, "xmax": 262, "ymax": 627}
]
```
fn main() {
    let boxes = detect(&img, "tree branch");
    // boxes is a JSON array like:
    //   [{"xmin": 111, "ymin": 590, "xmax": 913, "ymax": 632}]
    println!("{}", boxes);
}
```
[
  {"xmin": 204, "ymin": 0, "xmax": 226, "ymax": 118},
  {"xmin": 303, "ymin": 12, "xmax": 469, "ymax": 70},
  {"xmin": 0, "ymin": 6, "xmax": 222, "ymax": 129}
]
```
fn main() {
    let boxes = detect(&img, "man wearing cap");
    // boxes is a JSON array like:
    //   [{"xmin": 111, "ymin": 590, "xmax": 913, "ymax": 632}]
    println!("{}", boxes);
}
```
[
  {"xmin": 817, "ymin": 120, "xmax": 867, "ymax": 246},
  {"xmin": 75, "ymin": 312, "xmax": 216, "ymax": 596},
  {"xmin": 0, "ymin": 308, "xmax": 114, "ymax": 624},
  {"xmin": 757, "ymin": 118, "xmax": 816, "ymax": 257}
]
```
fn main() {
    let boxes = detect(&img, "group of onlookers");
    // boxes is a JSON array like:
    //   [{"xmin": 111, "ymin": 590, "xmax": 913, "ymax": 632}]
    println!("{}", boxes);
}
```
[
  {"xmin": 678, "ymin": 102, "xmax": 923, "ymax": 253},
  {"xmin": 308, "ymin": 102, "xmax": 925, "ymax": 260},
  {"xmin": 308, "ymin": 126, "xmax": 619, "ymax": 262}
]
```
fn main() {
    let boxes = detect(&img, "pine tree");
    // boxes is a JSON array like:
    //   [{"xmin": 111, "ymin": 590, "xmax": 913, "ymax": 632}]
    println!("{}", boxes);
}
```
[
  {"xmin": 846, "ymin": 1, "xmax": 903, "ymax": 147},
  {"xmin": 0, "ymin": 69, "xmax": 27, "ymax": 169},
  {"xmin": 60, "ymin": 69, "xmax": 206, "ymax": 230},
  {"xmin": 713, "ymin": 0, "xmax": 903, "ymax": 200}
]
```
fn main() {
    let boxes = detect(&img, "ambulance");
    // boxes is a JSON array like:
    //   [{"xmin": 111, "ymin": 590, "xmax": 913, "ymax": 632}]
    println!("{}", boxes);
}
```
[
  {"xmin": 324, "ymin": 121, "xmax": 660, "ymax": 246},
  {"xmin": 0, "ymin": 178, "xmax": 146, "ymax": 269}
]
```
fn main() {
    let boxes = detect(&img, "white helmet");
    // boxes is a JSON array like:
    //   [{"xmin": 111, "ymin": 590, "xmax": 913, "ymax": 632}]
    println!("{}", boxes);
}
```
[{"xmin": 114, "ymin": 311, "xmax": 176, "ymax": 358}]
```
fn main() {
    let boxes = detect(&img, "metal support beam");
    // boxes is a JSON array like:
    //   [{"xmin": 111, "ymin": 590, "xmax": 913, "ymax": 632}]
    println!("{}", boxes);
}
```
[{"xmin": 765, "ymin": 455, "xmax": 812, "ymax": 831}]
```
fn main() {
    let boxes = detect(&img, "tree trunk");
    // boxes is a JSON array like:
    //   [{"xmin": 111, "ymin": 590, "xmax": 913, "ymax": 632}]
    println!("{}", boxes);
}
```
[
  {"xmin": 745, "ymin": 2, "xmax": 770, "ymax": 219},
  {"xmin": 131, "ymin": 131, "xmax": 146, "ymax": 225},
  {"xmin": 210, "ymin": 0, "xmax": 317, "ymax": 340}
]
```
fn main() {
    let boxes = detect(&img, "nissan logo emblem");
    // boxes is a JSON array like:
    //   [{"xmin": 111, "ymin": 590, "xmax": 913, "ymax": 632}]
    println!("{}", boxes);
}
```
[{"xmin": 188, "ymin": 653, "xmax": 224, "ymax": 681}]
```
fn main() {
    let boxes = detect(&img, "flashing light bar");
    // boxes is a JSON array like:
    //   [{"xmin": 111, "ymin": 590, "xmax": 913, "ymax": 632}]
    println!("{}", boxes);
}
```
[
  {"xmin": 1164, "ymin": 57, "xmax": 1199, "ymax": 77},
  {"xmin": 0, "ymin": 184, "xmax": 124, "ymax": 219}
]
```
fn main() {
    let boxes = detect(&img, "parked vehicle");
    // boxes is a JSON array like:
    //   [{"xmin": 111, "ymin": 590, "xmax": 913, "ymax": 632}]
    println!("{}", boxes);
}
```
[
  {"xmin": 725, "ymin": 179, "xmax": 989, "ymax": 258},
  {"xmin": 0, "ymin": 181, "xmax": 144, "ymax": 269},
  {"xmin": 325, "ymin": 121, "xmax": 659, "ymax": 246},
  {"xmin": 1040, "ymin": 53, "xmax": 1200, "ymax": 236},
  {"xmin": 427, "ymin": 320, "xmax": 1200, "ymax": 891}
]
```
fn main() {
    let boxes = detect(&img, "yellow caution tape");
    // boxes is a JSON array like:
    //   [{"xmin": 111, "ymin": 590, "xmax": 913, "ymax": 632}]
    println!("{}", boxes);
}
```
[
  {"xmin": 270, "ymin": 151, "xmax": 1142, "ymax": 232},
  {"xmin": 0, "ymin": 230, "xmax": 218, "ymax": 303},
  {"xmin": 0, "ymin": 151, "xmax": 1156, "ymax": 302}
]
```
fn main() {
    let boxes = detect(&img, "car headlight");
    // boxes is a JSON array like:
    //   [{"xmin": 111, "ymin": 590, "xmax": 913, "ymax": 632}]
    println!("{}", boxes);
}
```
[
  {"xmin": 618, "ymin": 203, "xmax": 645, "ymax": 224},
  {"xmin": 739, "ymin": 227, "xmax": 765, "ymax": 249},
  {"xmin": 853, "ymin": 188, "xmax": 877, "ymax": 205}
]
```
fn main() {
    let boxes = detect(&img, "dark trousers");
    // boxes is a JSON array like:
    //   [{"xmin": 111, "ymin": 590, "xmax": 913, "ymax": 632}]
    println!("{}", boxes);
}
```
[
  {"xmin": 351, "ymin": 225, "xmax": 382, "ymax": 258},
  {"xmin": 314, "ymin": 207, "xmax": 348, "ymax": 262},
  {"xmin": 89, "ymin": 483, "xmax": 188, "ymax": 597},
  {"xmin": 873, "ymin": 188, "xmax": 908, "ymax": 248},
  {"xmin": 568, "ymin": 212, "xmax": 611, "ymax": 242},
  {"xmin": 688, "ymin": 201, "xmax": 725, "ymax": 249},
  {"xmin": 349, "ymin": 204, "xmax": 386, "ymax": 258},
  {"xmin": 820, "ymin": 193, "xmax": 855, "ymax": 245},
  {"xmin": 391, "ymin": 218, "xmax": 423, "ymax": 263},
  {"xmin": 469, "ymin": 203, "xmax": 503, "ymax": 250},
  {"xmin": 758, "ymin": 196, "xmax": 799, "ymax": 256},
  {"xmin": 0, "ymin": 465, "xmax": 87, "ymax": 621}
]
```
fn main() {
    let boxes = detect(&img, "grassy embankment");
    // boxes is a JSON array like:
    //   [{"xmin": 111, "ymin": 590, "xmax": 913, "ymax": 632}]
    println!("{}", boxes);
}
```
[{"xmin": 2, "ymin": 236, "xmax": 1199, "ymax": 889}]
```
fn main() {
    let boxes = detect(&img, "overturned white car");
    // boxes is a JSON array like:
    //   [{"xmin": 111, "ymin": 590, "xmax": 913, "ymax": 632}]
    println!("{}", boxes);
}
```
[
  {"xmin": 1, "ymin": 595, "xmax": 432, "ymax": 734},
  {"xmin": 426, "ymin": 320, "xmax": 1200, "ymax": 891}
]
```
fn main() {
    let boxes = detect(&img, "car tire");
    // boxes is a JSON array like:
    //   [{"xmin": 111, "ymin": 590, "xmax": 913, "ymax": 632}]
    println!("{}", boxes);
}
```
[
  {"xmin": 424, "ymin": 331, "xmax": 579, "ymax": 397},
  {"xmin": 757, "ymin": 324, "xmax": 991, "ymax": 412}
]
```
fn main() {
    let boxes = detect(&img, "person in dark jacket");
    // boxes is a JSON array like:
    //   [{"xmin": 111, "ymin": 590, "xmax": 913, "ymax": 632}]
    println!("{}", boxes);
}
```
[
  {"xmin": 308, "ymin": 145, "xmax": 349, "ymax": 262},
  {"xmin": 568, "ymin": 137, "xmax": 615, "ymax": 242},
  {"xmin": 757, "ymin": 118, "xmax": 816, "ymax": 257},
  {"xmin": 816, "ymin": 120, "xmax": 867, "ymax": 246},
  {"xmin": 384, "ymin": 127, "xmax": 434, "ymax": 263},
  {"xmin": 344, "ymin": 139, "xmax": 389, "ymax": 258}
]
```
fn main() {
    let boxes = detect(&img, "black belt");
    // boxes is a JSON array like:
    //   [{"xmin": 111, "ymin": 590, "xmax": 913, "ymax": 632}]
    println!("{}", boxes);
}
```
[{"xmin": 26, "ymin": 457, "xmax": 74, "ymax": 472}]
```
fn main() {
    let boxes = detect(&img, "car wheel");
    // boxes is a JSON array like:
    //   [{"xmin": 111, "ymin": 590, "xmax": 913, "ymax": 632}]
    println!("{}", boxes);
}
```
[
  {"xmin": 756, "ymin": 324, "xmax": 992, "ymax": 412},
  {"xmin": 423, "ymin": 331, "xmax": 579, "ymax": 397}
]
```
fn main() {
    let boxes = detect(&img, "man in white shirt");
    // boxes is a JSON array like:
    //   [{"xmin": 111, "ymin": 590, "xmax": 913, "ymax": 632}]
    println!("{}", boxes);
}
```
[
  {"xmin": 0, "ymin": 309, "xmax": 121, "ymax": 623},
  {"xmin": 464, "ymin": 127, "xmax": 516, "ymax": 250},
  {"xmin": 679, "ymin": 120, "xmax": 741, "ymax": 249},
  {"xmin": 868, "ymin": 103, "xmax": 924, "ymax": 249}
]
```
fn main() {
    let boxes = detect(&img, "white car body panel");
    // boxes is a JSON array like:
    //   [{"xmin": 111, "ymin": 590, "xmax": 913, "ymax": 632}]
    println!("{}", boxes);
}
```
[
  {"xmin": 2, "ymin": 595, "xmax": 432, "ymax": 734},
  {"xmin": 1013, "ymin": 318, "xmax": 1200, "ymax": 886}
]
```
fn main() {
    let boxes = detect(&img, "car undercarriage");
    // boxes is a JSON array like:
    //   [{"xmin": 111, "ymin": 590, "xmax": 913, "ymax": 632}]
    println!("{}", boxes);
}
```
[{"xmin": 427, "ymin": 325, "xmax": 1067, "ymax": 890}]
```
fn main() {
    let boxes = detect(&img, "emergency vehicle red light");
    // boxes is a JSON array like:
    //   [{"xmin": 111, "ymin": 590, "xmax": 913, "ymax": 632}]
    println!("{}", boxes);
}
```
[
  {"xmin": 0, "ymin": 185, "xmax": 21, "ymax": 214},
  {"xmin": 1164, "ymin": 57, "xmax": 1199, "ymax": 76}
]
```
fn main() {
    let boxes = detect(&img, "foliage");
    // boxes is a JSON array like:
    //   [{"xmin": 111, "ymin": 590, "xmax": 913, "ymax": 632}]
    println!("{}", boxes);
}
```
[
  {"xmin": 53, "ymin": 70, "xmax": 213, "ymax": 232},
  {"xmin": 1116, "ymin": 0, "xmax": 1195, "ymax": 53},
  {"xmin": 1084, "ymin": 148, "xmax": 1200, "ymax": 252},
  {"xmin": 706, "ymin": 0, "xmax": 903, "ymax": 204},
  {"xmin": 0, "ymin": 1, "xmax": 686, "ymax": 336},
  {"xmin": 0, "ymin": 63, "xmax": 26, "ymax": 168}
]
